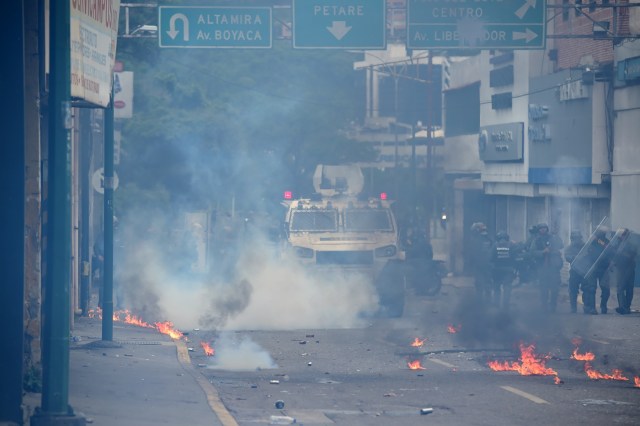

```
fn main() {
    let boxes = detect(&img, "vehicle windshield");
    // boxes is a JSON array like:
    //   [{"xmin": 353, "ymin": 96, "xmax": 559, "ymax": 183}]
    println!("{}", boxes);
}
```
[
  {"xmin": 344, "ymin": 209, "xmax": 393, "ymax": 231},
  {"xmin": 290, "ymin": 209, "xmax": 338, "ymax": 231}
]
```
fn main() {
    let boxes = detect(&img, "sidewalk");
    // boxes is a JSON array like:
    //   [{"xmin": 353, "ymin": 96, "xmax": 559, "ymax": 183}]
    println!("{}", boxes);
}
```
[{"xmin": 24, "ymin": 317, "xmax": 232, "ymax": 426}]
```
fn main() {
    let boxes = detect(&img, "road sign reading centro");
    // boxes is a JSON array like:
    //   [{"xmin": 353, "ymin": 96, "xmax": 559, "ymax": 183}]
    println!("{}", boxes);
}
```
[
  {"xmin": 407, "ymin": 0, "xmax": 546, "ymax": 50},
  {"xmin": 293, "ymin": 0, "xmax": 385, "ymax": 49},
  {"xmin": 159, "ymin": 6, "xmax": 272, "ymax": 48}
]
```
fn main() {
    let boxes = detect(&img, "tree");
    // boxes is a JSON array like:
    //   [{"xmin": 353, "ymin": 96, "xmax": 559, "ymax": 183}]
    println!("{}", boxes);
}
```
[{"xmin": 115, "ymin": 35, "xmax": 374, "ymax": 216}]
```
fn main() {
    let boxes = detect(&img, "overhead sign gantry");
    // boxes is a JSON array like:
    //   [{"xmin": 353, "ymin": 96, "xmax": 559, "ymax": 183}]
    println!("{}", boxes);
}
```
[
  {"xmin": 407, "ymin": 0, "xmax": 546, "ymax": 50},
  {"xmin": 158, "ymin": 6, "xmax": 272, "ymax": 48},
  {"xmin": 292, "ymin": 0, "xmax": 386, "ymax": 49}
]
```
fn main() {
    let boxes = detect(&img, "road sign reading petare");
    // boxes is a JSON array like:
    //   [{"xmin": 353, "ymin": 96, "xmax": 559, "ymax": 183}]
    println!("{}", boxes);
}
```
[
  {"xmin": 407, "ymin": 0, "xmax": 546, "ymax": 50},
  {"xmin": 159, "ymin": 6, "xmax": 271, "ymax": 48},
  {"xmin": 293, "ymin": 0, "xmax": 385, "ymax": 49}
]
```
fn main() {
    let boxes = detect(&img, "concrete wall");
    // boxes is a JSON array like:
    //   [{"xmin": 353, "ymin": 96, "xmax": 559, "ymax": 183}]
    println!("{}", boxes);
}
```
[
  {"xmin": 612, "ymin": 84, "xmax": 640, "ymax": 230},
  {"xmin": 482, "ymin": 51, "xmax": 530, "ymax": 183}
]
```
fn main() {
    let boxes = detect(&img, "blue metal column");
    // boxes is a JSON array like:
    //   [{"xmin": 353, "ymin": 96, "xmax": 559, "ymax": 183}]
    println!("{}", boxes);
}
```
[{"xmin": 0, "ymin": 0, "xmax": 26, "ymax": 423}]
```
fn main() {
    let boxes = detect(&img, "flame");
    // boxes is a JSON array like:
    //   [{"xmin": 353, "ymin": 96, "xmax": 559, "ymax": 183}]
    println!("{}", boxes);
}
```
[
  {"xmin": 407, "ymin": 360, "xmax": 426, "ymax": 370},
  {"xmin": 155, "ymin": 321, "xmax": 184, "ymax": 340},
  {"xmin": 554, "ymin": 376, "xmax": 562, "ymax": 385},
  {"xmin": 411, "ymin": 337, "xmax": 426, "ymax": 347},
  {"xmin": 487, "ymin": 343, "xmax": 558, "ymax": 377},
  {"xmin": 117, "ymin": 310, "xmax": 154, "ymax": 328},
  {"xmin": 200, "ymin": 341, "xmax": 215, "ymax": 356},
  {"xmin": 88, "ymin": 307, "xmax": 185, "ymax": 340},
  {"xmin": 634, "ymin": 377, "xmax": 640, "ymax": 388},
  {"xmin": 447, "ymin": 324, "xmax": 461, "ymax": 334},
  {"xmin": 571, "ymin": 347, "xmax": 595, "ymax": 362},
  {"xmin": 584, "ymin": 363, "xmax": 629, "ymax": 381}
]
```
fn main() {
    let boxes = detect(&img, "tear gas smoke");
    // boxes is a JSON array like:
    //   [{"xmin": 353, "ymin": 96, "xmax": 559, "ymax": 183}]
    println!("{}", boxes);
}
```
[
  {"xmin": 113, "ymin": 216, "xmax": 379, "ymax": 331},
  {"xmin": 206, "ymin": 332, "xmax": 277, "ymax": 371}
]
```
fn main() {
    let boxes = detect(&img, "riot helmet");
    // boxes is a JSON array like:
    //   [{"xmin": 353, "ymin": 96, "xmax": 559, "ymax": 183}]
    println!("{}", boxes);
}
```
[
  {"xmin": 537, "ymin": 223, "xmax": 549, "ymax": 234},
  {"xmin": 496, "ymin": 231, "xmax": 509, "ymax": 242}
]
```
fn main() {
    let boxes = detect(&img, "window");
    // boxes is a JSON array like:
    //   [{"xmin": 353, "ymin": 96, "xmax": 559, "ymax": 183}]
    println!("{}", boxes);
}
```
[
  {"xmin": 563, "ymin": 0, "xmax": 569, "ymax": 21},
  {"xmin": 344, "ymin": 209, "xmax": 393, "ymax": 231},
  {"xmin": 290, "ymin": 210, "xmax": 337, "ymax": 231},
  {"xmin": 444, "ymin": 82, "xmax": 480, "ymax": 137},
  {"xmin": 575, "ymin": 0, "xmax": 582, "ymax": 17}
]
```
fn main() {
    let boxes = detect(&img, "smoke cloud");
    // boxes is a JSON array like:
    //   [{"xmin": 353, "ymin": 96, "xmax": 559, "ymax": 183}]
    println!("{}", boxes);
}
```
[
  {"xmin": 113, "ymin": 218, "xmax": 380, "ymax": 331},
  {"xmin": 206, "ymin": 332, "xmax": 277, "ymax": 371}
]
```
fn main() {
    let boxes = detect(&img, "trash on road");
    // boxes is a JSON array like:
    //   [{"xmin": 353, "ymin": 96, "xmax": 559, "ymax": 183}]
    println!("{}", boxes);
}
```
[
  {"xmin": 275, "ymin": 400, "xmax": 285, "ymax": 409},
  {"xmin": 269, "ymin": 415, "xmax": 296, "ymax": 424},
  {"xmin": 420, "ymin": 408, "xmax": 434, "ymax": 415}
]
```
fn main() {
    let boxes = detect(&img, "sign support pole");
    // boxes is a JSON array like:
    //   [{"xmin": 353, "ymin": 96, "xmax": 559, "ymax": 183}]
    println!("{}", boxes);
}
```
[
  {"xmin": 102, "ymin": 83, "xmax": 115, "ymax": 342},
  {"xmin": 33, "ymin": 0, "xmax": 84, "ymax": 423}
]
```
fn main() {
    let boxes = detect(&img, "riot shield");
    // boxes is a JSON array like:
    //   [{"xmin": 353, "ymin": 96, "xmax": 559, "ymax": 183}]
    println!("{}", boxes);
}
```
[
  {"xmin": 569, "ymin": 218, "xmax": 610, "ymax": 279},
  {"xmin": 584, "ymin": 227, "xmax": 634, "ymax": 281}
]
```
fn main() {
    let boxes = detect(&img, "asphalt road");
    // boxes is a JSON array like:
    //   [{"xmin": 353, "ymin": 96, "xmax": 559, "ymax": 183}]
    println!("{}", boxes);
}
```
[{"xmin": 190, "ymin": 280, "xmax": 640, "ymax": 425}]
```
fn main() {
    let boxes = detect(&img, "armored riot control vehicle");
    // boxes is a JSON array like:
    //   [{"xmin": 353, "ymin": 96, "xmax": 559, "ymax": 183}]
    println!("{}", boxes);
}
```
[{"xmin": 282, "ymin": 165, "xmax": 405, "ymax": 316}]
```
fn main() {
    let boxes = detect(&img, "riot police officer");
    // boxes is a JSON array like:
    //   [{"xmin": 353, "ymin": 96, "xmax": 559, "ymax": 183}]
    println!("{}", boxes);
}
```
[
  {"xmin": 529, "ymin": 223, "xmax": 564, "ymax": 312},
  {"xmin": 614, "ymin": 238, "xmax": 638, "ymax": 315},
  {"xmin": 491, "ymin": 231, "xmax": 516, "ymax": 310},
  {"xmin": 579, "ymin": 228, "xmax": 611, "ymax": 315},
  {"xmin": 564, "ymin": 230, "xmax": 585, "ymax": 313},
  {"xmin": 469, "ymin": 222, "xmax": 493, "ymax": 305}
]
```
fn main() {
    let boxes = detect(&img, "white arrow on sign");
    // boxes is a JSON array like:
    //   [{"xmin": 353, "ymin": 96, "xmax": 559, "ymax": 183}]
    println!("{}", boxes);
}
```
[
  {"xmin": 167, "ymin": 13, "xmax": 189, "ymax": 41},
  {"xmin": 512, "ymin": 28, "xmax": 538, "ymax": 43},
  {"xmin": 326, "ymin": 21, "xmax": 352, "ymax": 40},
  {"xmin": 515, "ymin": 0, "xmax": 537, "ymax": 20},
  {"xmin": 92, "ymin": 168, "xmax": 119, "ymax": 194}
]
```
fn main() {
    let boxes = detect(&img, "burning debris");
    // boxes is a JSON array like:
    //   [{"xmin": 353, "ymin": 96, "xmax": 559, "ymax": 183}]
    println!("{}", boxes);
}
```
[
  {"xmin": 447, "ymin": 324, "xmax": 461, "ymax": 334},
  {"xmin": 410, "ymin": 337, "xmax": 427, "ymax": 347},
  {"xmin": 583, "ymin": 363, "xmax": 629, "ymax": 381},
  {"xmin": 407, "ymin": 360, "xmax": 426, "ymax": 370},
  {"xmin": 570, "ymin": 338, "xmax": 595, "ymax": 361},
  {"xmin": 571, "ymin": 347, "xmax": 595, "ymax": 362},
  {"xmin": 634, "ymin": 377, "xmax": 640, "ymax": 388},
  {"xmin": 88, "ymin": 307, "xmax": 186, "ymax": 340},
  {"xmin": 570, "ymin": 337, "xmax": 638, "ymax": 384},
  {"xmin": 487, "ymin": 343, "xmax": 559, "ymax": 380},
  {"xmin": 200, "ymin": 341, "xmax": 215, "ymax": 356},
  {"xmin": 154, "ymin": 321, "xmax": 184, "ymax": 340}
]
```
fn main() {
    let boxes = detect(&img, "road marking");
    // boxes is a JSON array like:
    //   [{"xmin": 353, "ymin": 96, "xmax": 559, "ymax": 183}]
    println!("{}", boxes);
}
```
[
  {"xmin": 589, "ymin": 338, "xmax": 610, "ymax": 345},
  {"xmin": 176, "ymin": 340, "xmax": 239, "ymax": 426},
  {"xmin": 428, "ymin": 358, "xmax": 456, "ymax": 368},
  {"xmin": 500, "ymin": 386, "xmax": 549, "ymax": 404}
]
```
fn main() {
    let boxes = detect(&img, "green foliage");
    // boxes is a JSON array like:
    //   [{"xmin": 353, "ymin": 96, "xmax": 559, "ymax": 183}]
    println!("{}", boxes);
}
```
[{"xmin": 116, "ymin": 34, "xmax": 373, "ymax": 214}]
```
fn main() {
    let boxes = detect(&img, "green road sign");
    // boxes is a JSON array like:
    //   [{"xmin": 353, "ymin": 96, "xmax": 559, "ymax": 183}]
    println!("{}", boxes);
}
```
[
  {"xmin": 159, "ymin": 6, "xmax": 272, "ymax": 48},
  {"xmin": 407, "ymin": 0, "xmax": 546, "ymax": 50},
  {"xmin": 293, "ymin": 0, "xmax": 386, "ymax": 49}
]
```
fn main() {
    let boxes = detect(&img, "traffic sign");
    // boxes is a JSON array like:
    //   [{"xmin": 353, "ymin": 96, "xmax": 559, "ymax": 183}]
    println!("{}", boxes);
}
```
[
  {"xmin": 158, "ymin": 6, "xmax": 272, "ymax": 48},
  {"xmin": 407, "ymin": 0, "xmax": 546, "ymax": 50},
  {"xmin": 92, "ymin": 168, "xmax": 119, "ymax": 194},
  {"xmin": 293, "ymin": 0, "xmax": 386, "ymax": 49}
]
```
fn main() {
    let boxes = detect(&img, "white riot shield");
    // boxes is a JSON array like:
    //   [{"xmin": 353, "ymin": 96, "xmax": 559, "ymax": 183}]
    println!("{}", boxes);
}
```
[
  {"xmin": 584, "ymin": 228, "xmax": 634, "ymax": 281},
  {"xmin": 569, "ymin": 218, "xmax": 610, "ymax": 279}
]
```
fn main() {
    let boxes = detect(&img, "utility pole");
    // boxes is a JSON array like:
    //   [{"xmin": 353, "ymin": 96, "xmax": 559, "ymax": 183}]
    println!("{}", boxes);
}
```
[
  {"xmin": 425, "ymin": 51, "xmax": 434, "ymax": 241},
  {"xmin": 80, "ymin": 109, "xmax": 92, "ymax": 315},
  {"xmin": 0, "ymin": 1, "xmax": 25, "ymax": 423},
  {"xmin": 102, "ymin": 87, "xmax": 115, "ymax": 341},
  {"xmin": 32, "ymin": 0, "xmax": 84, "ymax": 423}
]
